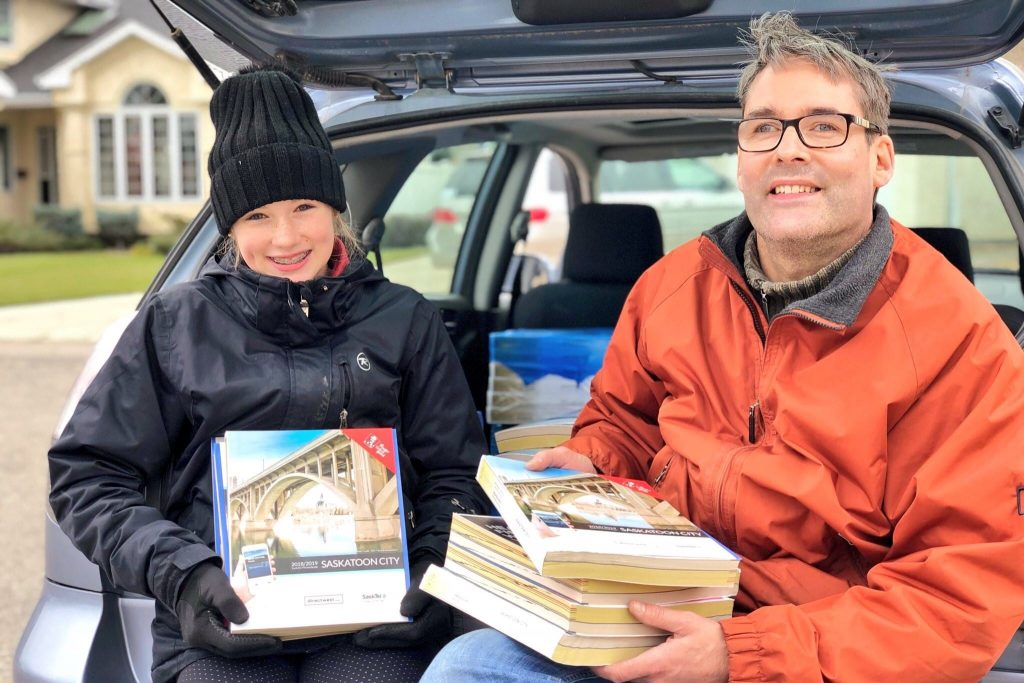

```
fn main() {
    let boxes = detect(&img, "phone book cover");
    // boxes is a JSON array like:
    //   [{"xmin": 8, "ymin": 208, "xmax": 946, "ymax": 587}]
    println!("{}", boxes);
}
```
[
  {"xmin": 211, "ymin": 428, "xmax": 410, "ymax": 639},
  {"xmin": 476, "ymin": 455, "xmax": 740, "ymax": 586}
]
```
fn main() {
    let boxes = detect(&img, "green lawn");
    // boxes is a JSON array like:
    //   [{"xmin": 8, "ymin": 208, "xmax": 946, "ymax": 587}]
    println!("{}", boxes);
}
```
[
  {"xmin": 378, "ymin": 246, "xmax": 426, "ymax": 263},
  {"xmin": 0, "ymin": 250, "xmax": 165, "ymax": 307},
  {"xmin": 0, "ymin": 246, "xmax": 429, "ymax": 307}
]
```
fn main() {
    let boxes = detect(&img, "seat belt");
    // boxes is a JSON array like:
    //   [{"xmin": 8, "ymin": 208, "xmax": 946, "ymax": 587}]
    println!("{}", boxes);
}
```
[
  {"xmin": 498, "ymin": 210, "xmax": 532, "ymax": 314},
  {"xmin": 361, "ymin": 217, "xmax": 386, "ymax": 274}
]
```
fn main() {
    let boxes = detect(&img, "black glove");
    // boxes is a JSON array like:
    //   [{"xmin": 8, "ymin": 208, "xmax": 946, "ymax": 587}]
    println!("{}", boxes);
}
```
[
  {"xmin": 353, "ymin": 558, "xmax": 451, "ymax": 649},
  {"xmin": 175, "ymin": 561, "xmax": 282, "ymax": 658}
]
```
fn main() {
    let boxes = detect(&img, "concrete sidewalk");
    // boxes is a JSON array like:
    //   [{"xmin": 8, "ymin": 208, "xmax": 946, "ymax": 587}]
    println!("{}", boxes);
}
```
[{"xmin": 0, "ymin": 293, "xmax": 140, "ymax": 343}]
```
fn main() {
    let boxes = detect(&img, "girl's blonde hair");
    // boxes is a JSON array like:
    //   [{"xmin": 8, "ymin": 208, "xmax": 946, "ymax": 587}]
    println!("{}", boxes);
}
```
[{"xmin": 219, "ymin": 208, "xmax": 364, "ymax": 272}]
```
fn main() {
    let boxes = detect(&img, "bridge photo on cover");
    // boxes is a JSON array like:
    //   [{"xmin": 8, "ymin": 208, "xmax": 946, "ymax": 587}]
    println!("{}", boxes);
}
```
[{"xmin": 226, "ymin": 429, "xmax": 403, "ymax": 569}]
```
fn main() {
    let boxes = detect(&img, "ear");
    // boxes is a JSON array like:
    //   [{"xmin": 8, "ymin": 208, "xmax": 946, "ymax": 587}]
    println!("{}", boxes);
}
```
[{"xmin": 871, "ymin": 134, "xmax": 895, "ymax": 189}]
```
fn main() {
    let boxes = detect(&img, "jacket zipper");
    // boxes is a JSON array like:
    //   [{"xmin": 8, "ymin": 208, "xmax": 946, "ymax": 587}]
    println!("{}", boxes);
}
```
[
  {"xmin": 729, "ymin": 280, "xmax": 766, "ymax": 344},
  {"xmin": 729, "ymin": 279, "xmax": 767, "ymax": 446},
  {"xmin": 338, "ymin": 360, "xmax": 352, "ymax": 428},
  {"xmin": 653, "ymin": 457, "xmax": 673, "ymax": 488},
  {"xmin": 294, "ymin": 281, "xmax": 312, "ymax": 318},
  {"xmin": 747, "ymin": 401, "xmax": 760, "ymax": 444}
]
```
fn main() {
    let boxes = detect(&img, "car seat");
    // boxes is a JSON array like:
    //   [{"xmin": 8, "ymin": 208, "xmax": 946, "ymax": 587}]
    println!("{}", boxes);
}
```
[
  {"xmin": 911, "ymin": 227, "xmax": 1024, "ymax": 344},
  {"xmin": 511, "ymin": 203, "xmax": 664, "ymax": 328}
]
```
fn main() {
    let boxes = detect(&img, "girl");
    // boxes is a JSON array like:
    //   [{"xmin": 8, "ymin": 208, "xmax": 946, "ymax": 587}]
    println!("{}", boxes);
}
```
[{"xmin": 48, "ymin": 64, "xmax": 487, "ymax": 683}]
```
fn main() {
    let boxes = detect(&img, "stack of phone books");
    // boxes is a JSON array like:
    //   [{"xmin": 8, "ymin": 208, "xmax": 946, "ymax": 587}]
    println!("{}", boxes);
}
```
[
  {"xmin": 421, "ymin": 455, "xmax": 740, "ymax": 666},
  {"xmin": 492, "ymin": 417, "xmax": 576, "ymax": 455},
  {"xmin": 210, "ymin": 428, "xmax": 411, "ymax": 639}
]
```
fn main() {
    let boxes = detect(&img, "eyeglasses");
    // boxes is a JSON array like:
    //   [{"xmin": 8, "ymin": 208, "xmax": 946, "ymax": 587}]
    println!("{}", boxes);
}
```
[{"xmin": 737, "ymin": 113, "xmax": 882, "ymax": 152}]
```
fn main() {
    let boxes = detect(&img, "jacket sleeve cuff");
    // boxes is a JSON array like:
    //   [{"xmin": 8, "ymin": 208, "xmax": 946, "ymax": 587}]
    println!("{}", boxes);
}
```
[
  {"xmin": 158, "ymin": 543, "xmax": 220, "ymax": 610},
  {"xmin": 721, "ymin": 615, "xmax": 766, "ymax": 682}
]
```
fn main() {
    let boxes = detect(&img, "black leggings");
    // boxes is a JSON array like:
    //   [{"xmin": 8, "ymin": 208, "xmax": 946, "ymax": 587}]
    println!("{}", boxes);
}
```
[{"xmin": 176, "ymin": 637, "xmax": 438, "ymax": 683}]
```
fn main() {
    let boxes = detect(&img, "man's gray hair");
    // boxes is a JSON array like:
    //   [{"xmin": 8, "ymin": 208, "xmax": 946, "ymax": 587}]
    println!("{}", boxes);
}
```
[{"xmin": 737, "ymin": 12, "xmax": 893, "ymax": 134}]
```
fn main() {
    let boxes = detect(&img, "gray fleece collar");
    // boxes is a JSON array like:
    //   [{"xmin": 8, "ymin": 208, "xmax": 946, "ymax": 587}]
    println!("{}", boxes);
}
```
[{"xmin": 704, "ymin": 205, "xmax": 894, "ymax": 329}]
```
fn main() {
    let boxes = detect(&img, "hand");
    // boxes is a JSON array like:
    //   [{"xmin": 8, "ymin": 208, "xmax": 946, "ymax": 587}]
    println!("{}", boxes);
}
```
[
  {"xmin": 353, "ymin": 558, "xmax": 451, "ymax": 649},
  {"xmin": 230, "ymin": 558, "xmax": 253, "ymax": 603},
  {"xmin": 175, "ymin": 561, "xmax": 282, "ymax": 658},
  {"xmin": 594, "ymin": 602, "xmax": 729, "ymax": 683},
  {"xmin": 230, "ymin": 554, "xmax": 277, "ymax": 603},
  {"xmin": 526, "ymin": 446, "xmax": 597, "ymax": 474}
]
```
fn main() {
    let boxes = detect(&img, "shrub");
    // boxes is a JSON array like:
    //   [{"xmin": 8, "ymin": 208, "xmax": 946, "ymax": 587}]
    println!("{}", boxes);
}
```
[
  {"xmin": 0, "ymin": 220, "xmax": 100, "ymax": 253},
  {"xmin": 130, "ymin": 213, "xmax": 190, "ymax": 256},
  {"xmin": 145, "ymin": 231, "xmax": 182, "ymax": 255},
  {"xmin": 380, "ymin": 215, "xmax": 432, "ymax": 248},
  {"xmin": 97, "ymin": 208, "xmax": 141, "ymax": 248},
  {"xmin": 33, "ymin": 205, "xmax": 83, "ymax": 237}
]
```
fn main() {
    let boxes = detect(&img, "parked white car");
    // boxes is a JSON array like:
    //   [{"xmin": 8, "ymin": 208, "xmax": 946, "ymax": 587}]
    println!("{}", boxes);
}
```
[{"xmin": 427, "ymin": 149, "xmax": 743, "ymax": 268}]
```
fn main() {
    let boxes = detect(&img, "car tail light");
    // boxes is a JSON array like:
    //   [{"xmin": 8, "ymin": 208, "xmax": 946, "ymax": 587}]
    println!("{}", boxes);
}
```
[
  {"xmin": 432, "ymin": 208, "xmax": 458, "ymax": 223},
  {"xmin": 527, "ymin": 207, "xmax": 549, "ymax": 222}
]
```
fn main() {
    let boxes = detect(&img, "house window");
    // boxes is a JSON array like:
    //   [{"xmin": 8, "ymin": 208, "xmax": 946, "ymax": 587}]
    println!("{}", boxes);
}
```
[
  {"xmin": 38, "ymin": 126, "xmax": 58, "ymax": 204},
  {"xmin": 0, "ymin": 126, "xmax": 10, "ymax": 191},
  {"xmin": 95, "ymin": 83, "xmax": 202, "ymax": 201},
  {"xmin": 0, "ymin": 0, "xmax": 11, "ymax": 43}
]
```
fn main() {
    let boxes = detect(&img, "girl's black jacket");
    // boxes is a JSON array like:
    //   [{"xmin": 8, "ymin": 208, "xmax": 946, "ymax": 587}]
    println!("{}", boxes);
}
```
[{"xmin": 48, "ymin": 254, "xmax": 489, "ymax": 682}]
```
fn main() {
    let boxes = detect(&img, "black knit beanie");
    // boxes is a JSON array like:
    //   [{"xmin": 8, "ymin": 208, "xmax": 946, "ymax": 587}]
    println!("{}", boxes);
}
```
[{"xmin": 207, "ymin": 64, "xmax": 346, "ymax": 235}]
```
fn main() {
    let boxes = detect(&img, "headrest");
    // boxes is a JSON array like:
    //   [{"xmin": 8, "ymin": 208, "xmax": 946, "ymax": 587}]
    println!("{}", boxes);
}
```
[
  {"xmin": 562, "ymin": 204, "xmax": 664, "ymax": 284},
  {"xmin": 911, "ymin": 227, "xmax": 974, "ymax": 283}
]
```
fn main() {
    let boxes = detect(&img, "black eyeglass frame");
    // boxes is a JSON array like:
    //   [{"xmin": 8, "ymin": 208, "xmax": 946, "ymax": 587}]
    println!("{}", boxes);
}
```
[{"xmin": 736, "ymin": 113, "xmax": 883, "ymax": 152}]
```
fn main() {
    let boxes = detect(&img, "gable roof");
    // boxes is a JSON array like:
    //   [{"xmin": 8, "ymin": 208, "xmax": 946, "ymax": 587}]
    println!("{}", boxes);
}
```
[{"xmin": 2, "ymin": 0, "xmax": 182, "ymax": 106}]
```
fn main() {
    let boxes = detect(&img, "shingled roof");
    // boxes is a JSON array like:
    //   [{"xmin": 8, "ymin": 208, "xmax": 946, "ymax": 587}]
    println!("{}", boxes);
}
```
[{"xmin": 1, "ymin": 0, "xmax": 173, "ymax": 106}]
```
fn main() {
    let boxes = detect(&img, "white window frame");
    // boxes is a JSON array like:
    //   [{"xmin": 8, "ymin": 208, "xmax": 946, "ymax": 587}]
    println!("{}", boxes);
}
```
[{"xmin": 93, "ymin": 85, "xmax": 202, "ymax": 202}]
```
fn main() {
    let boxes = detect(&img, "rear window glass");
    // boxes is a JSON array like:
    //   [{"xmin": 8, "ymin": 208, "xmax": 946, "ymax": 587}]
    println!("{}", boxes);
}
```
[
  {"xmin": 447, "ymin": 157, "xmax": 491, "ymax": 196},
  {"xmin": 599, "ymin": 158, "xmax": 728, "ymax": 193},
  {"xmin": 595, "ymin": 154, "xmax": 743, "ymax": 251},
  {"xmin": 878, "ymin": 145, "xmax": 1022, "ymax": 309},
  {"xmin": 382, "ymin": 142, "xmax": 498, "ymax": 294}
]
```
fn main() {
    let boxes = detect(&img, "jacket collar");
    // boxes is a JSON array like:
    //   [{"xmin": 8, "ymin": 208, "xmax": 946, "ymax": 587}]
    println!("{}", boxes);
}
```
[
  {"xmin": 702, "ymin": 205, "xmax": 894, "ymax": 330},
  {"xmin": 200, "ymin": 252, "xmax": 383, "ymax": 347}
]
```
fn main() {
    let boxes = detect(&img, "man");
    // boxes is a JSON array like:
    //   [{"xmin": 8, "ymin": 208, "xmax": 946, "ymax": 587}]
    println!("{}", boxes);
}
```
[{"xmin": 422, "ymin": 12, "xmax": 1024, "ymax": 683}]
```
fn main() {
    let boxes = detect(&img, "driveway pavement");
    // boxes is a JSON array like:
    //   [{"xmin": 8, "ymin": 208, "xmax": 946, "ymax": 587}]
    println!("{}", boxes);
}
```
[
  {"xmin": 0, "ymin": 294, "xmax": 139, "ymax": 681},
  {"xmin": 0, "ymin": 292, "xmax": 140, "ymax": 343}
]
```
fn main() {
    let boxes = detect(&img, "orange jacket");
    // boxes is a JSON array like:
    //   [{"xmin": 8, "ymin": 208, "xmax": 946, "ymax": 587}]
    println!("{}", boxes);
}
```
[{"xmin": 563, "ymin": 209, "xmax": 1024, "ymax": 682}]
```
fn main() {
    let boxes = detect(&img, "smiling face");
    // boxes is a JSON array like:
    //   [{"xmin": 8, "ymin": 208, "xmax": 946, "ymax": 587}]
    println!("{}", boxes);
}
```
[
  {"xmin": 736, "ymin": 59, "xmax": 894, "ymax": 259},
  {"xmin": 230, "ymin": 199, "xmax": 336, "ymax": 282}
]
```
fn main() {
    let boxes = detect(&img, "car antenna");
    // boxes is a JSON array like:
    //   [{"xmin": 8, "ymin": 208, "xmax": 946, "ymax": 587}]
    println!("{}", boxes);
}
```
[
  {"xmin": 148, "ymin": 0, "xmax": 221, "ymax": 89},
  {"xmin": 629, "ymin": 60, "xmax": 681, "ymax": 85}
]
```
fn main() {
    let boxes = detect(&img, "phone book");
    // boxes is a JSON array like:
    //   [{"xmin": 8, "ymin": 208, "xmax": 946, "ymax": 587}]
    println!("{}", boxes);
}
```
[
  {"xmin": 211, "ymin": 428, "xmax": 410, "ymax": 639},
  {"xmin": 493, "ymin": 418, "xmax": 575, "ymax": 454},
  {"xmin": 450, "ymin": 514, "xmax": 737, "ymax": 606},
  {"xmin": 476, "ymin": 455, "xmax": 740, "ymax": 585},
  {"xmin": 443, "ymin": 540, "xmax": 733, "ymax": 635},
  {"xmin": 422, "ymin": 564, "xmax": 667, "ymax": 666}
]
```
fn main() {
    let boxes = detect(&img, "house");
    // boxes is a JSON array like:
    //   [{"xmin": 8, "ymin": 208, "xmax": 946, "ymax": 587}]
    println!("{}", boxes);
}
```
[{"xmin": 0, "ymin": 0, "xmax": 213, "ymax": 234}]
